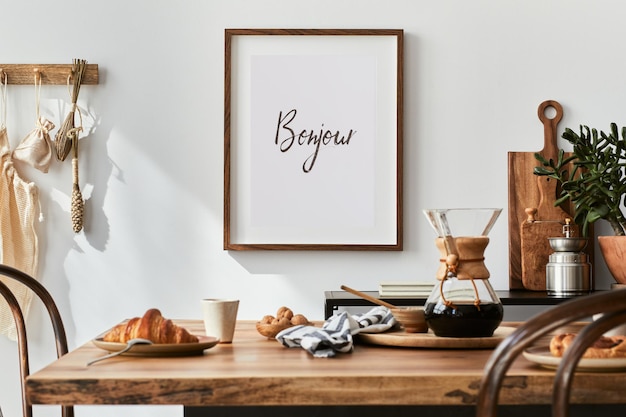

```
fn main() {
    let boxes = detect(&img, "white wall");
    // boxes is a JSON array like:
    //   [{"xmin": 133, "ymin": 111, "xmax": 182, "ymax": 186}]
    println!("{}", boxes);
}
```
[{"xmin": 0, "ymin": 0, "xmax": 623, "ymax": 416}]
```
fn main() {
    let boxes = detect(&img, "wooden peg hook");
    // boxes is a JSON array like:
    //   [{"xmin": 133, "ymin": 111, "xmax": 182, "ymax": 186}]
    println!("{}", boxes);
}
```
[
  {"xmin": 0, "ymin": 64, "xmax": 98, "ymax": 85},
  {"xmin": 33, "ymin": 68, "xmax": 41, "ymax": 83}
]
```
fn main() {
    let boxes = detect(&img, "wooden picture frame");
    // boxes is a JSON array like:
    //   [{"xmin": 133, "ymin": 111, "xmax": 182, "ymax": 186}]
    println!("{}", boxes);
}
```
[{"xmin": 224, "ymin": 29, "xmax": 403, "ymax": 250}]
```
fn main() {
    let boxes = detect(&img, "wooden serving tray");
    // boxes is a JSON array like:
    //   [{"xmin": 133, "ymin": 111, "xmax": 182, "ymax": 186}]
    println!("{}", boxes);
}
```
[{"xmin": 356, "ymin": 326, "xmax": 515, "ymax": 349}]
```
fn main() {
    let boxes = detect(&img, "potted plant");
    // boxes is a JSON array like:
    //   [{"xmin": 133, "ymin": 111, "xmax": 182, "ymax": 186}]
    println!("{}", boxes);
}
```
[{"xmin": 533, "ymin": 123, "xmax": 626, "ymax": 284}]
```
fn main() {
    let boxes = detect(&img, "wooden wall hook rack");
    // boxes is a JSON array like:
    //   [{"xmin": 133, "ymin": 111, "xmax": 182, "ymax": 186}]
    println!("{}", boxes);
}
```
[{"xmin": 0, "ymin": 64, "xmax": 99, "ymax": 85}]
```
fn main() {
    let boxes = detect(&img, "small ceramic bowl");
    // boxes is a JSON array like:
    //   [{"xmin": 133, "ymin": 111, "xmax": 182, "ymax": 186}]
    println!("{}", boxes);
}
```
[{"xmin": 391, "ymin": 307, "xmax": 428, "ymax": 333}]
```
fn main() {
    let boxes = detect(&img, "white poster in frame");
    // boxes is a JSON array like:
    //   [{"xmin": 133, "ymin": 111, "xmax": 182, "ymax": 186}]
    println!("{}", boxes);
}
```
[{"xmin": 224, "ymin": 29, "xmax": 403, "ymax": 250}]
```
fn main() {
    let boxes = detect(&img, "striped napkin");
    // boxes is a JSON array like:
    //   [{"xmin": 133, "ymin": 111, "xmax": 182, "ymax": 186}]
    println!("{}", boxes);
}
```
[{"xmin": 276, "ymin": 306, "xmax": 396, "ymax": 358}]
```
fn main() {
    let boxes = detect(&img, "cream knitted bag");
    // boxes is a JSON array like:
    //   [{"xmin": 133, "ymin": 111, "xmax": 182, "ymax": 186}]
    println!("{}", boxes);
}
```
[{"xmin": 0, "ymin": 78, "xmax": 40, "ymax": 340}]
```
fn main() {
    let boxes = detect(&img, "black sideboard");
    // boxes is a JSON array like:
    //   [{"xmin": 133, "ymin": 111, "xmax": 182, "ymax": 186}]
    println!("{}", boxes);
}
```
[{"xmin": 324, "ymin": 290, "xmax": 601, "ymax": 319}]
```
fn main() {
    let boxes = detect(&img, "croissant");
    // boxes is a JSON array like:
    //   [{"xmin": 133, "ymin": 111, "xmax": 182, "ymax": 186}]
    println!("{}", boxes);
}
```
[
  {"xmin": 103, "ymin": 308, "xmax": 199, "ymax": 344},
  {"xmin": 550, "ymin": 333, "xmax": 626, "ymax": 359}
]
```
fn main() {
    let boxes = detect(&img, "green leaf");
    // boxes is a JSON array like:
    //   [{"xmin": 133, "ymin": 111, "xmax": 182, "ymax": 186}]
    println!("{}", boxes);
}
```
[{"xmin": 533, "ymin": 167, "xmax": 553, "ymax": 175}]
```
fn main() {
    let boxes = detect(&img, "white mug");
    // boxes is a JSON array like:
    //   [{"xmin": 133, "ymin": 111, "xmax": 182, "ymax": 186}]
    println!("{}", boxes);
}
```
[{"xmin": 201, "ymin": 299, "xmax": 239, "ymax": 343}]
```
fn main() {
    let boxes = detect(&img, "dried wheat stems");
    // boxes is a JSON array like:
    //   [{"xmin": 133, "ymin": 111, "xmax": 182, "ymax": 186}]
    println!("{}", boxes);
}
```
[{"xmin": 55, "ymin": 59, "xmax": 87, "ymax": 161}]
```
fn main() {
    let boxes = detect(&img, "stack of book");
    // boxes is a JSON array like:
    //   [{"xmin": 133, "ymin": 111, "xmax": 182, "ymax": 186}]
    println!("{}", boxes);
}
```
[{"xmin": 378, "ymin": 281, "xmax": 435, "ymax": 298}]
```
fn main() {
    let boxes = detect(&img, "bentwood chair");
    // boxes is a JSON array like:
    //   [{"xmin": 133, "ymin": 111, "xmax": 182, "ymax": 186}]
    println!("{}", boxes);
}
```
[
  {"xmin": 476, "ymin": 288, "xmax": 626, "ymax": 417},
  {"xmin": 0, "ymin": 264, "xmax": 73, "ymax": 417}
]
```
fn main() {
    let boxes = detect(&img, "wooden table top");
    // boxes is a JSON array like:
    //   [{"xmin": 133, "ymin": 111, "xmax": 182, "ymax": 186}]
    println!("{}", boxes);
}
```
[{"xmin": 25, "ymin": 320, "xmax": 626, "ymax": 407}]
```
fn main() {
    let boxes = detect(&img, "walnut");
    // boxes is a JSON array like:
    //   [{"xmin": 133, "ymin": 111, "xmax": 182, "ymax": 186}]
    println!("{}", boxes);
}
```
[
  {"xmin": 261, "ymin": 315, "xmax": 274, "ymax": 324},
  {"xmin": 291, "ymin": 314, "xmax": 309, "ymax": 325},
  {"xmin": 276, "ymin": 306, "xmax": 294, "ymax": 320}
]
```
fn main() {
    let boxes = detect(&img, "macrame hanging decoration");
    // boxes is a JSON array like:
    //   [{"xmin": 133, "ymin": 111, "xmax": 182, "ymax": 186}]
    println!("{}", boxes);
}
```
[
  {"xmin": 70, "ymin": 133, "xmax": 84, "ymax": 233},
  {"xmin": 55, "ymin": 59, "xmax": 87, "ymax": 232}
]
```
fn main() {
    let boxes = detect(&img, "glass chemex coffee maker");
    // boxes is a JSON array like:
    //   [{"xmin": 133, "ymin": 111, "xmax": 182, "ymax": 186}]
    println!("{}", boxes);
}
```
[{"xmin": 423, "ymin": 208, "xmax": 503, "ymax": 338}]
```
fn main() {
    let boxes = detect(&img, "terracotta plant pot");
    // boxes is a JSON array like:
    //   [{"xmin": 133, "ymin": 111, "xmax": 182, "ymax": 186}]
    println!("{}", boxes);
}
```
[{"xmin": 598, "ymin": 235, "xmax": 626, "ymax": 285}]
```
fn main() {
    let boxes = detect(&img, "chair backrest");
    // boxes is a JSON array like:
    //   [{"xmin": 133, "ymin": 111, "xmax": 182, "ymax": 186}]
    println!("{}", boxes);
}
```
[
  {"xmin": 476, "ymin": 288, "xmax": 626, "ymax": 417},
  {"xmin": 0, "ymin": 264, "xmax": 73, "ymax": 417}
]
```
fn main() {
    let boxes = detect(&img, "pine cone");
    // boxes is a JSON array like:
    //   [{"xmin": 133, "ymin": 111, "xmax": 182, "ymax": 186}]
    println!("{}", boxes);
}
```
[{"xmin": 71, "ymin": 183, "xmax": 84, "ymax": 233}]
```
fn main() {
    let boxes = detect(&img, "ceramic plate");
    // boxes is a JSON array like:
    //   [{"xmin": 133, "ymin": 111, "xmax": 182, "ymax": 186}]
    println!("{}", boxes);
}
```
[
  {"xmin": 356, "ymin": 326, "xmax": 515, "ymax": 349},
  {"xmin": 92, "ymin": 336, "xmax": 219, "ymax": 357},
  {"xmin": 523, "ymin": 346, "xmax": 626, "ymax": 372}
]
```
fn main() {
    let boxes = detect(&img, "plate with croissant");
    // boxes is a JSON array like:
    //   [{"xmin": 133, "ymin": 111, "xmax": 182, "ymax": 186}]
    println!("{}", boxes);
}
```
[
  {"xmin": 523, "ymin": 333, "xmax": 626, "ymax": 372},
  {"xmin": 93, "ymin": 309, "xmax": 219, "ymax": 357}
]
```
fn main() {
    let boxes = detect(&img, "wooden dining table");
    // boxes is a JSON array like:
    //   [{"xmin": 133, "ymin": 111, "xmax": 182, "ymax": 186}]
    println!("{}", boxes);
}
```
[{"xmin": 25, "ymin": 320, "xmax": 626, "ymax": 417}]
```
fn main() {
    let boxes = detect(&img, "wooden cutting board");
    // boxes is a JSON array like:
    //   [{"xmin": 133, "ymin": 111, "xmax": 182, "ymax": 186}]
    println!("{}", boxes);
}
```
[
  {"xmin": 520, "ymin": 209, "xmax": 567, "ymax": 291},
  {"xmin": 508, "ymin": 100, "xmax": 578, "ymax": 290}
]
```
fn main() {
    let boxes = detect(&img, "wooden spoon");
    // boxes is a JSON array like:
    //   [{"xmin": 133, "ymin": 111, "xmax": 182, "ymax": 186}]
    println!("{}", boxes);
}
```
[{"xmin": 340, "ymin": 285, "xmax": 397, "ymax": 309}]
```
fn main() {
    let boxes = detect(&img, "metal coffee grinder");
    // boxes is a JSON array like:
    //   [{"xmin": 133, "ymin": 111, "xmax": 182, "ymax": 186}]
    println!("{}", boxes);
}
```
[{"xmin": 546, "ymin": 219, "xmax": 591, "ymax": 296}]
